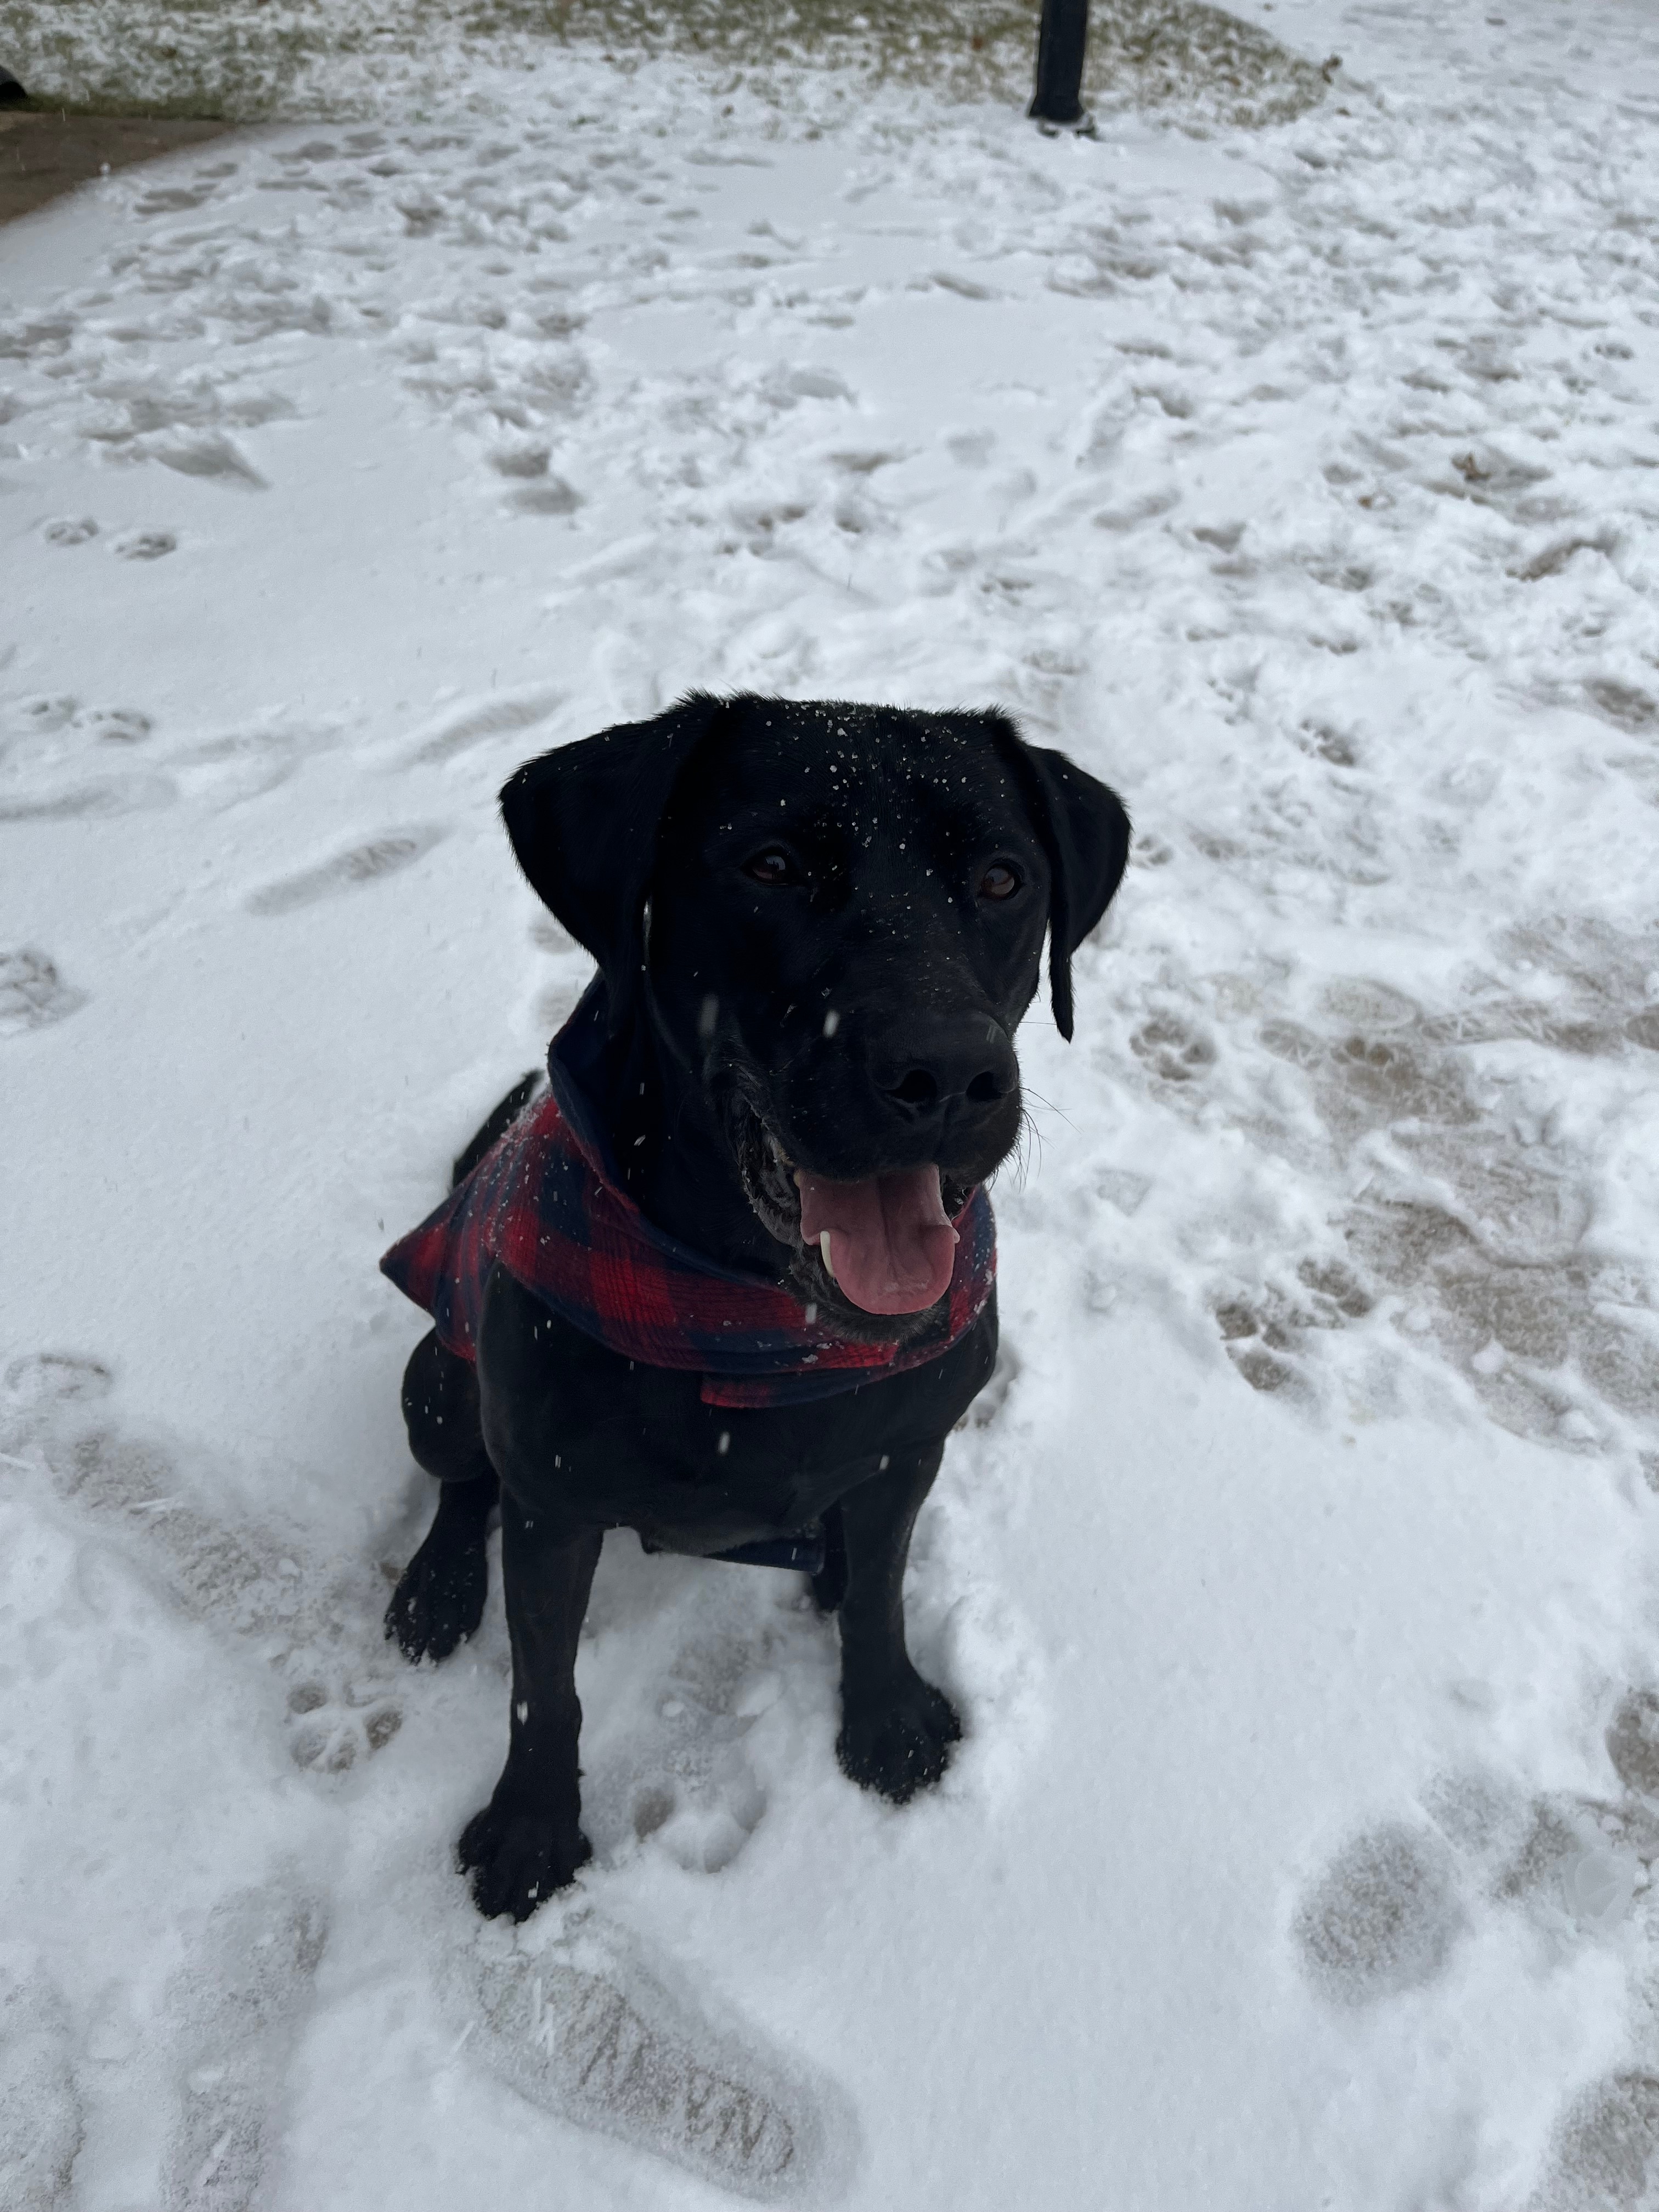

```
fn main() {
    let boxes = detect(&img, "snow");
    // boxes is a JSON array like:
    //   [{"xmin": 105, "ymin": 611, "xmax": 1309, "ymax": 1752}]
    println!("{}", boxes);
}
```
[{"xmin": 3, "ymin": 0, "xmax": 1659, "ymax": 2202}]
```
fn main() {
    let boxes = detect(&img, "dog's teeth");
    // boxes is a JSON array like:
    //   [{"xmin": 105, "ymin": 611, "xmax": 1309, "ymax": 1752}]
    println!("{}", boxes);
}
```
[
  {"xmin": 793, "ymin": 1169, "xmax": 803, "ymax": 1188},
  {"xmin": 819, "ymin": 1229, "xmax": 836, "ymax": 1281}
]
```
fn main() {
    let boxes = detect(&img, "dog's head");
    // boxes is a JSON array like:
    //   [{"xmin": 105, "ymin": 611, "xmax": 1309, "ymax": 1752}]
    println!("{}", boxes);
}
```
[{"xmin": 501, "ymin": 694, "xmax": 1129, "ymax": 1326}]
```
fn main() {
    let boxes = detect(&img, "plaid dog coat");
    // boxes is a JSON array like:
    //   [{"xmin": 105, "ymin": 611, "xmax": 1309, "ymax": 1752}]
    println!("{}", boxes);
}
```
[{"xmin": 380, "ymin": 984, "xmax": 996, "ymax": 1409}]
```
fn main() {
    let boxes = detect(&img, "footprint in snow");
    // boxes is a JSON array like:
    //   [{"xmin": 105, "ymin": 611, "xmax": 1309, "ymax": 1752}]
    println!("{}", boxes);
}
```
[
  {"xmin": 510, "ymin": 478, "xmax": 583, "ymax": 517},
  {"xmin": 490, "ymin": 442, "xmax": 552, "ymax": 480},
  {"xmin": 112, "ymin": 529, "xmax": 177, "ymax": 561},
  {"xmin": 151, "ymin": 435, "xmax": 265, "ymax": 490},
  {"xmin": 570, "ymin": 1534, "xmax": 827, "ymax": 1883},
  {"xmin": 1489, "ymin": 1792, "xmax": 1645, "ymax": 1934},
  {"xmin": 1300, "ymin": 1729, "xmax": 1659, "ymax": 2200},
  {"xmin": 1204, "ymin": 944, "xmax": 1659, "ymax": 1452},
  {"xmin": 445, "ymin": 1908, "xmax": 854, "ymax": 2202},
  {"xmin": 0, "ymin": 1353, "xmax": 404, "ymax": 1776},
  {"xmin": 1531, "ymin": 2072, "xmax": 1659, "ymax": 2210},
  {"xmin": 0, "ymin": 694, "xmax": 171, "ymax": 821},
  {"xmin": 1421, "ymin": 1756, "xmax": 1650, "ymax": 1940},
  {"xmin": 136, "ymin": 181, "xmax": 225, "ymax": 218},
  {"xmin": 168, "ymin": 724, "xmax": 338, "ymax": 811},
  {"xmin": 246, "ymin": 826, "xmax": 446, "ymax": 915},
  {"xmin": 1210, "ymin": 1257, "xmax": 1373, "ymax": 1402},
  {"xmin": 1607, "ymin": 1692, "xmax": 1659, "ymax": 1802},
  {"xmin": 1587, "ymin": 679, "xmax": 1658, "ymax": 733},
  {"xmin": 760, "ymin": 365, "xmax": 853, "ymax": 410},
  {"xmin": 1293, "ymin": 1822, "xmax": 1466, "ymax": 2007},
  {"xmin": 1293, "ymin": 1788, "xmax": 1634, "ymax": 2012},
  {"xmin": 41, "ymin": 516, "xmax": 98, "ymax": 546},
  {"xmin": 1130, "ymin": 1009, "xmax": 1217, "ymax": 1086},
  {"xmin": 0, "ymin": 778, "xmax": 174, "ymax": 825},
  {"xmin": 159, "ymin": 1875, "xmax": 328, "ymax": 2212},
  {"xmin": 0, "ymin": 948, "xmax": 88, "ymax": 1039},
  {"xmin": 582, "ymin": 1601, "xmax": 776, "ymax": 1878},
  {"xmin": 83, "ymin": 707, "xmax": 154, "ymax": 741},
  {"xmin": 3, "ymin": 697, "xmax": 153, "ymax": 748},
  {"xmin": 0, "ymin": 1959, "xmax": 82, "ymax": 2211},
  {"xmin": 407, "ymin": 686, "xmax": 565, "ymax": 767}
]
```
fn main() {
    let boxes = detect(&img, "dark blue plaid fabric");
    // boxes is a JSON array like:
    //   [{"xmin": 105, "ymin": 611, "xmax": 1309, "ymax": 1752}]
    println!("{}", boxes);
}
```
[{"xmin": 381, "ymin": 984, "xmax": 996, "ymax": 1408}]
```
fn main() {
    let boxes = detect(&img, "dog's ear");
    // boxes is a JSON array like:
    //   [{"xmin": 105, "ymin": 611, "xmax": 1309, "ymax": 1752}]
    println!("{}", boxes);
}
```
[
  {"xmin": 500, "ymin": 692, "xmax": 725, "ymax": 1032},
  {"xmin": 990, "ymin": 719, "xmax": 1131, "ymax": 1041}
]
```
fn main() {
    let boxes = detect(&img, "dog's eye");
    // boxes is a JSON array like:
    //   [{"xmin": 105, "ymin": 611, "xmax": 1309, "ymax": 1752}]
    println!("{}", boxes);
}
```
[
  {"xmin": 978, "ymin": 864, "xmax": 1020, "ymax": 901},
  {"xmin": 743, "ymin": 849, "xmax": 801, "ymax": 887}
]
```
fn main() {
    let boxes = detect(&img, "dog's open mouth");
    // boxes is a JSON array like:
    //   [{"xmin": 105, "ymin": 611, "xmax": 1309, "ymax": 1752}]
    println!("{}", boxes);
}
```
[{"xmin": 732, "ymin": 1102, "xmax": 969, "ymax": 1318}]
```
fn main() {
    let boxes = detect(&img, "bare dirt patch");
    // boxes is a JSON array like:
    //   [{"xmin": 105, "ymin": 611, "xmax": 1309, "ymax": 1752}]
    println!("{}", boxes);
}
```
[
  {"xmin": 0, "ymin": 108, "xmax": 232, "ymax": 225},
  {"xmin": 1, "ymin": 0, "xmax": 1325, "ymax": 130}
]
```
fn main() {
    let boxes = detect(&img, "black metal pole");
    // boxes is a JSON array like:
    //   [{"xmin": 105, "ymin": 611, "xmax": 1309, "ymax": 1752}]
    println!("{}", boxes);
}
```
[{"xmin": 1028, "ymin": 0, "xmax": 1090, "ymax": 127}]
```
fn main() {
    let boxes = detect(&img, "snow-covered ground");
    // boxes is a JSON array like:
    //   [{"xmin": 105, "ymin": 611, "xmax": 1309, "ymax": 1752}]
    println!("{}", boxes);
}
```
[{"xmin": 4, "ymin": 1, "xmax": 1659, "ymax": 2203}]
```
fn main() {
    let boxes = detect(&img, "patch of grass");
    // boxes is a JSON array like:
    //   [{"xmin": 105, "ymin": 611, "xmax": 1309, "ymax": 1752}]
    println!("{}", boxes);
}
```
[{"xmin": 0, "ymin": 0, "xmax": 1325, "ymax": 129}]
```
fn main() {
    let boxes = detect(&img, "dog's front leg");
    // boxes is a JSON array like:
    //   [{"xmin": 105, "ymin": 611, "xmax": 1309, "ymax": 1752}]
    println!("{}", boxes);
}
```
[
  {"xmin": 457, "ymin": 1497, "xmax": 602, "ymax": 1921},
  {"xmin": 387, "ymin": 1330, "xmax": 499, "ymax": 1663},
  {"xmin": 385, "ymin": 1471, "xmax": 498, "ymax": 1663},
  {"xmin": 833, "ymin": 1442, "xmax": 962, "ymax": 1803}
]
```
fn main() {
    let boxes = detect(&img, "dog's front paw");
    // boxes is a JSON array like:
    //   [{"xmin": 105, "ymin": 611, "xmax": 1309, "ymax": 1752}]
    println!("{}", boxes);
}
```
[
  {"xmin": 457, "ymin": 1798, "xmax": 591, "ymax": 1921},
  {"xmin": 837, "ymin": 1670, "xmax": 962, "ymax": 1804},
  {"xmin": 385, "ymin": 1527, "xmax": 488, "ymax": 1664}
]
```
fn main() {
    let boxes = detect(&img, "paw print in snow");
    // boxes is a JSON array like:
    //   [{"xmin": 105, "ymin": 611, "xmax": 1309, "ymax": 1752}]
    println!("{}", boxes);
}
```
[
  {"xmin": 1130, "ymin": 1012, "xmax": 1215, "ymax": 1084},
  {"xmin": 0, "ymin": 949, "xmax": 88, "ymax": 1039},
  {"xmin": 1212, "ymin": 1257, "xmax": 1373, "ymax": 1396},
  {"xmin": 285, "ymin": 1677, "xmax": 402, "ymax": 1774},
  {"xmin": 112, "ymin": 529, "xmax": 177, "ymax": 561}
]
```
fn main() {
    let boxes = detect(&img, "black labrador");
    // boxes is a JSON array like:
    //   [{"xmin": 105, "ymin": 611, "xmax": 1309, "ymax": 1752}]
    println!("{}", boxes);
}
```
[{"xmin": 383, "ymin": 692, "xmax": 1129, "ymax": 1920}]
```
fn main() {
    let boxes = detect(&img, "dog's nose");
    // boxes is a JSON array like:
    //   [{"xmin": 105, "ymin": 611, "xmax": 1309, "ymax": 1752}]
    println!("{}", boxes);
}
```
[{"xmin": 874, "ymin": 1018, "xmax": 1017, "ymax": 1116}]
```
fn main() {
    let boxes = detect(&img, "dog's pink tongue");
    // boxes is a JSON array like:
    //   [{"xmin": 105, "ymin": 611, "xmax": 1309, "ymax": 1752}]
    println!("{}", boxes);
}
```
[{"xmin": 795, "ymin": 1164, "xmax": 957, "ymax": 1315}]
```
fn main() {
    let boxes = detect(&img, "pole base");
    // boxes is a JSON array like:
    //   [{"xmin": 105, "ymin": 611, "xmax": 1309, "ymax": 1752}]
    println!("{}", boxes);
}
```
[{"xmin": 1031, "ymin": 105, "xmax": 1097, "ymax": 137}]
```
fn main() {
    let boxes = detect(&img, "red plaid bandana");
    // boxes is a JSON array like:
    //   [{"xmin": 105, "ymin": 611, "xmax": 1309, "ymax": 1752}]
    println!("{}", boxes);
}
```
[{"xmin": 380, "ymin": 986, "xmax": 996, "ymax": 1409}]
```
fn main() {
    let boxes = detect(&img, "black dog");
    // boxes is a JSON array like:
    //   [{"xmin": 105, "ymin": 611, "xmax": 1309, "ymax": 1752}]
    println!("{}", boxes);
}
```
[{"xmin": 382, "ymin": 693, "xmax": 1129, "ymax": 1920}]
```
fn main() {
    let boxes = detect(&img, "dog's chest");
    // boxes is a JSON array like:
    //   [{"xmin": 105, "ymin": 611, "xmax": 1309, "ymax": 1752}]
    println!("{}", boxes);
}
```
[
  {"xmin": 478, "ymin": 1267, "xmax": 996, "ymax": 1547},
  {"xmin": 504, "ymin": 1341, "xmax": 893, "ymax": 1549}
]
